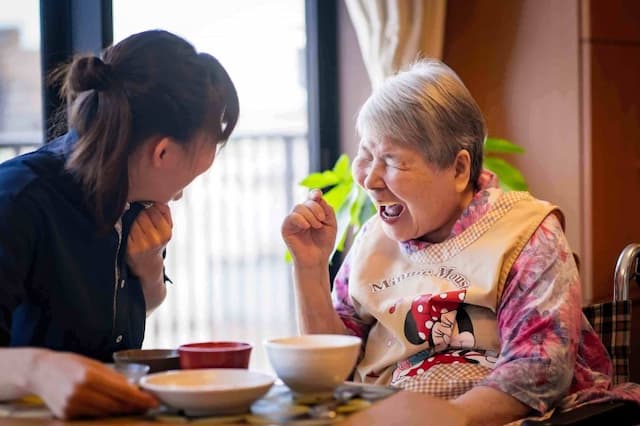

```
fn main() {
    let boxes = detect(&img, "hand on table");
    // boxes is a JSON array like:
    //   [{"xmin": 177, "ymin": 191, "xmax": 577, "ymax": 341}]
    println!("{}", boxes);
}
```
[
  {"xmin": 281, "ymin": 189, "xmax": 337, "ymax": 268},
  {"xmin": 27, "ymin": 351, "xmax": 157, "ymax": 419}
]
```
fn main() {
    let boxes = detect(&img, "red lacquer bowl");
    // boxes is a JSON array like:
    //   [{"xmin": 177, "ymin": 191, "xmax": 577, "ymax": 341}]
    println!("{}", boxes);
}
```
[{"xmin": 178, "ymin": 341, "xmax": 252, "ymax": 369}]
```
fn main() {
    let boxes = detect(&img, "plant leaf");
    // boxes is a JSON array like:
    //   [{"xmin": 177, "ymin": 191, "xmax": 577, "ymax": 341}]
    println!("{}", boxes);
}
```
[
  {"xmin": 483, "ymin": 157, "xmax": 528, "ymax": 191},
  {"xmin": 349, "ymin": 186, "xmax": 369, "ymax": 229},
  {"xmin": 299, "ymin": 171, "xmax": 340, "ymax": 189},
  {"xmin": 484, "ymin": 137, "xmax": 525, "ymax": 154},
  {"xmin": 358, "ymin": 197, "xmax": 376, "ymax": 231},
  {"xmin": 334, "ymin": 203, "xmax": 352, "ymax": 254},
  {"xmin": 332, "ymin": 154, "xmax": 351, "ymax": 179},
  {"xmin": 350, "ymin": 187, "xmax": 376, "ymax": 235},
  {"xmin": 323, "ymin": 180, "xmax": 354, "ymax": 212}
]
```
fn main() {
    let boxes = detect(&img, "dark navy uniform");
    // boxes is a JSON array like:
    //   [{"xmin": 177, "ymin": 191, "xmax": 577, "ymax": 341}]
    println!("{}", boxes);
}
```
[{"xmin": 0, "ymin": 131, "xmax": 147, "ymax": 361}]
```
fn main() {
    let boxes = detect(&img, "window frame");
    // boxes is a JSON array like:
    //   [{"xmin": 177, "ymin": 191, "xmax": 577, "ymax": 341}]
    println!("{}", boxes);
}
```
[
  {"xmin": 40, "ymin": 0, "xmax": 112, "ymax": 141},
  {"xmin": 40, "ymin": 0, "xmax": 339, "ymax": 170}
]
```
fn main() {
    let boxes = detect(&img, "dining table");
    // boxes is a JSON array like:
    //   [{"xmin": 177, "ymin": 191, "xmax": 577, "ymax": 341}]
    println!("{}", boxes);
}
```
[{"xmin": 0, "ymin": 389, "xmax": 468, "ymax": 426}]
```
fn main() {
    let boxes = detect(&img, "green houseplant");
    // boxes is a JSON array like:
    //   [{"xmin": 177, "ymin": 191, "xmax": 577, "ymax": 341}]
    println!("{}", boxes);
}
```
[{"xmin": 288, "ymin": 137, "xmax": 528, "ymax": 260}]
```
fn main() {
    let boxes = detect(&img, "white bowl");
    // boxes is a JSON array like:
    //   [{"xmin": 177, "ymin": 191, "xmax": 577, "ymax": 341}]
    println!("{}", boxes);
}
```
[
  {"xmin": 139, "ymin": 368, "xmax": 274, "ymax": 415},
  {"xmin": 264, "ymin": 334, "xmax": 362, "ymax": 395}
]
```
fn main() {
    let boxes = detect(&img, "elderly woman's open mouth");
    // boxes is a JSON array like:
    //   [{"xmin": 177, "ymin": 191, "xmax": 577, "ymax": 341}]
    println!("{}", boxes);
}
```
[{"xmin": 378, "ymin": 202, "xmax": 405, "ymax": 223}]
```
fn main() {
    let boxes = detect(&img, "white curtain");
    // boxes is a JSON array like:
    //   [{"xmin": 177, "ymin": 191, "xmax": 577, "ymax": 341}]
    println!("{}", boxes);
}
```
[{"xmin": 345, "ymin": 0, "xmax": 447, "ymax": 88}]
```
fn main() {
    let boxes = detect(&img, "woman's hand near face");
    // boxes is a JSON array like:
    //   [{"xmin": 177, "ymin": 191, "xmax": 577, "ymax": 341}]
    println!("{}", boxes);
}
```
[
  {"xmin": 26, "ymin": 350, "xmax": 158, "ymax": 419},
  {"xmin": 126, "ymin": 204, "xmax": 172, "ymax": 312},
  {"xmin": 126, "ymin": 204, "xmax": 172, "ymax": 280},
  {"xmin": 281, "ymin": 189, "xmax": 337, "ymax": 268}
]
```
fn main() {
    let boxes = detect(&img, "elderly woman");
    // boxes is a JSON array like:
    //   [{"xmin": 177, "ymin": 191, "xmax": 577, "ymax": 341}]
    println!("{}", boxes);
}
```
[{"xmin": 281, "ymin": 60, "xmax": 615, "ymax": 425}]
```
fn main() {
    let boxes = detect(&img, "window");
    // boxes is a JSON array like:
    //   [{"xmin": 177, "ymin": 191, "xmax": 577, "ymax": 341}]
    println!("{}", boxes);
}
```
[
  {"xmin": 0, "ymin": 1, "xmax": 42, "ymax": 161},
  {"xmin": 113, "ymin": 0, "xmax": 309, "ymax": 373}
]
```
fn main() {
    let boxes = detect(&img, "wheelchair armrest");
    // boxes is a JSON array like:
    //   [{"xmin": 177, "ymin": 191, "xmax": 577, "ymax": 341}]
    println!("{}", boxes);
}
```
[{"xmin": 521, "ymin": 400, "xmax": 640, "ymax": 426}]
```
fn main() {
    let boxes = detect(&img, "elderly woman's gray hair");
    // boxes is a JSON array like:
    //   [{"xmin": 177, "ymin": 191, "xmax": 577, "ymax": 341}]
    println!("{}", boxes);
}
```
[{"xmin": 356, "ymin": 59, "xmax": 487, "ymax": 190}]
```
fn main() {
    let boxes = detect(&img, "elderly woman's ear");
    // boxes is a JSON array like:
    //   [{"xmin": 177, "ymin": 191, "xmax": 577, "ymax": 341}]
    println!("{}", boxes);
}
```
[{"xmin": 453, "ymin": 149, "xmax": 472, "ymax": 193}]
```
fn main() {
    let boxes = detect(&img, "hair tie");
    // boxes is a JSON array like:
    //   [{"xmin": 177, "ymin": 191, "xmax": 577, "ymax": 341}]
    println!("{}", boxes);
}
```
[{"xmin": 69, "ymin": 56, "xmax": 115, "ymax": 93}]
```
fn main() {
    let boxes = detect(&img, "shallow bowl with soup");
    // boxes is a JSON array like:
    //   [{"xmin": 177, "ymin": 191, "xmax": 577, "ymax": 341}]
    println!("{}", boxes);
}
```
[{"xmin": 139, "ymin": 368, "xmax": 274, "ymax": 415}]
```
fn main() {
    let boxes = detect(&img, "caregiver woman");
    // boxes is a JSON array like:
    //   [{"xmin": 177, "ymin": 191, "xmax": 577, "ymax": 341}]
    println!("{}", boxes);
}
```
[{"xmin": 0, "ymin": 29, "xmax": 238, "ymax": 418}]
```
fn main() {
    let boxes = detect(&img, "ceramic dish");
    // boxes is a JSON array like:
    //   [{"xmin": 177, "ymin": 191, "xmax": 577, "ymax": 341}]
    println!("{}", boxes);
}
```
[
  {"xmin": 139, "ymin": 368, "xmax": 275, "ymax": 415},
  {"xmin": 264, "ymin": 334, "xmax": 361, "ymax": 396},
  {"xmin": 178, "ymin": 341, "xmax": 252, "ymax": 369},
  {"xmin": 113, "ymin": 349, "xmax": 180, "ymax": 373}
]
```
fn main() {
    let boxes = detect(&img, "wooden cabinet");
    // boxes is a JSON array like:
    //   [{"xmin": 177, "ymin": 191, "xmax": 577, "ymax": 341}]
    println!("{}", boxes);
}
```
[
  {"xmin": 581, "ymin": 0, "xmax": 640, "ymax": 303},
  {"xmin": 582, "ymin": 0, "xmax": 640, "ymax": 42}
]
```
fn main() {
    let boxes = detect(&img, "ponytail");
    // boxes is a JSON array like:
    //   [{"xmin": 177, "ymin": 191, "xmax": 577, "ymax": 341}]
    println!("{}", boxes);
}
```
[{"xmin": 56, "ymin": 56, "xmax": 133, "ymax": 232}]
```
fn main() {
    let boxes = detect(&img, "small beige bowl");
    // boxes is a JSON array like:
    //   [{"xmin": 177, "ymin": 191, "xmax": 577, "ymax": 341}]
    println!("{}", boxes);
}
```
[{"xmin": 264, "ymin": 334, "xmax": 362, "ymax": 396}]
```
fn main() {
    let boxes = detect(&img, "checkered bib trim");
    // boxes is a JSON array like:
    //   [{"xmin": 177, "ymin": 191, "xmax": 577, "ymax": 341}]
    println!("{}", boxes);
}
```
[
  {"xmin": 582, "ymin": 300, "xmax": 631, "ymax": 385},
  {"xmin": 392, "ymin": 363, "xmax": 492, "ymax": 400},
  {"xmin": 409, "ymin": 191, "xmax": 534, "ymax": 264}
]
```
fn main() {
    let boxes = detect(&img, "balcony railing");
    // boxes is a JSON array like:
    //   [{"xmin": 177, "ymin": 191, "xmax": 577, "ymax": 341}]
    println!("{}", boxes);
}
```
[
  {"xmin": 0, "ymin": 132, "xmax": 308, "ymax": 373},
  {"xmin": 0, "ymin": 131, "xmax": 42, "ymax": 161}
]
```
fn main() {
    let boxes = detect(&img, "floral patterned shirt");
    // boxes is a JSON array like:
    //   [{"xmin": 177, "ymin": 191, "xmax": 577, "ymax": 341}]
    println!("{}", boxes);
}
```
[{"xmin": 332, "ymin": 171, "xmax": 638, "ymax": 414}]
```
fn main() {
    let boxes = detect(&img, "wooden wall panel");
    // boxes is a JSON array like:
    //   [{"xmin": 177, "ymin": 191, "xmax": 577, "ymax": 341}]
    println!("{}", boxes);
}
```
[
  {"xmin": 581, "ymin": 0, "xmax": 640, "ymax": 42},
  {"xmin": 587, "ymin": 43, "xmax": 640, "ymax": 302}
]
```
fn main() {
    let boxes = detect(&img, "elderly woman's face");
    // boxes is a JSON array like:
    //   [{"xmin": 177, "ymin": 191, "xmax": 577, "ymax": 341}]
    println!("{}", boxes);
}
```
[{"xmin": 352, "ymin": 136, "xmax": 472, "ymax": 243}]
